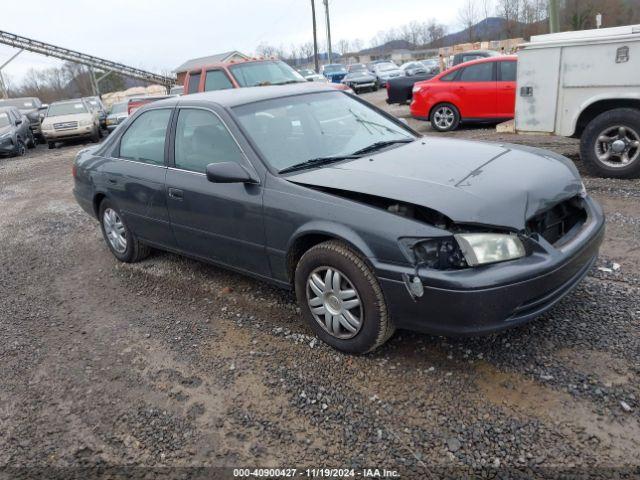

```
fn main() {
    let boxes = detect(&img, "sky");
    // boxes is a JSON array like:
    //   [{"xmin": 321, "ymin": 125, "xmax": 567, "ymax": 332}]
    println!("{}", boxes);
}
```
[{"xmin": 0, "ymin": 0, "xmax": 469, "ymax": 85}]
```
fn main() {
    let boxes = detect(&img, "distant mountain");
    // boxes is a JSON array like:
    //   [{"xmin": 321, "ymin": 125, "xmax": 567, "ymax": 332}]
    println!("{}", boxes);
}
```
[{"xmin": 435, "ymin": 17, "xmax": 531, "ymax": 47}]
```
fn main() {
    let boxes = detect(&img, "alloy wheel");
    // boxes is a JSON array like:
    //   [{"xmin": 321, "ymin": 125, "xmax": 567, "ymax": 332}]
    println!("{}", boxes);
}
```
[
  {"xmin": 306, "ymin": 266, "xmax": 363, "ymax": 339},
  {"xmin": 433, "ymin": 106, "xmax": 455, "ymax": 130},
  {"xmin": 595, "ymin": 125, "xmax": 640, "ymax": 168},
  {"xmin": 103, "ymin": 208, "xmax": 127, "ymax": 253}
]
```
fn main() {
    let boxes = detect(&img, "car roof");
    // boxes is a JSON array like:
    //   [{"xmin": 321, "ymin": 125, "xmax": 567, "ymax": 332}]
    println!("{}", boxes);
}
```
[
  {"xmin": 50, "ymin": 99, "xmax": 86, "ymax": 105},
  {"xmin": 453, "ymin": 54, "xmax": 517, "ymax": 67},
  {"xmin": 163, "ymin": 83, "xmax": 338, "ymax": 109}
]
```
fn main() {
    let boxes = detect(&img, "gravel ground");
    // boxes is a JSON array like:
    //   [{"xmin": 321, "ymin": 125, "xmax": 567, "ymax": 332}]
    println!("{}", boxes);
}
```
[{"xmin": 1, "ymin": 99, "xmax": 639, "ymax": 479}]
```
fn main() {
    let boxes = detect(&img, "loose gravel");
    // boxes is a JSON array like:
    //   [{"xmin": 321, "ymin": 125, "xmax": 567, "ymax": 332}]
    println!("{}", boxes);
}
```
[{"xmin": 0, "ymin": 108, "xmax": 639, "ymax": 479}]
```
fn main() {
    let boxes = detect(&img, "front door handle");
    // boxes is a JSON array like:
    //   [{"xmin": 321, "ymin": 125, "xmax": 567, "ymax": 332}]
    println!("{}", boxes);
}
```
[{"xmin": 168, "ymin": 188, "xmax": 183, "ymax": 200}]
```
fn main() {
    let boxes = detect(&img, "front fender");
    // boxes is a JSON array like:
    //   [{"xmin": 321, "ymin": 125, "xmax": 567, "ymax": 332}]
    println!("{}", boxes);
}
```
[{"xmin": 287, "ymin": 220, "xmax": 376, "ymax": 260}]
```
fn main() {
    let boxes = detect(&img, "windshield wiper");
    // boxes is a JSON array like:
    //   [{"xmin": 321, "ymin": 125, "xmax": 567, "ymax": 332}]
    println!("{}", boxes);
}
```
[
  {"xmin": 352, "ymin": 139, "xmax": 414, "ymax": 156},
  {"xmin": 279, "ymin": 155, "xmax": 359, "ymax": 174},
  {"xmin": 272, "ymin": 79, "xmax": 306, "ymax": 85}
]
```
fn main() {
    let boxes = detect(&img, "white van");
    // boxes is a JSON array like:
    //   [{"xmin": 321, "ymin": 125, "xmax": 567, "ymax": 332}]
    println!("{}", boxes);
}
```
[{"xmin": 515, "ymin": 24, "xmax": 640, "ymax": 178}]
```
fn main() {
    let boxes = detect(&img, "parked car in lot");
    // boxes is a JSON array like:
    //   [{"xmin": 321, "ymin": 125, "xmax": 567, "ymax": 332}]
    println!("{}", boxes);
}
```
[
  {"xmin": 84, "ymin": 96, "xmax": 108, "ymax": 131},
  {"xmin": 73, "ymin": 83, "xmax": 604, "ymax": 354},
  {"xmin": 0, "ymin": 106, "xmax": 35, "ymax": 157},
  {"xmin": 297, "ymin": 68, "xmax": 327, "ymax": 82},
  {"xmin": 399, "ymin": 61, "xmax": 427, "ymax": 77},
  {"xmin": 183, "ymin": 58, "xmax": 349, "ymax": 93},
  {"xmin": 321, "ymin": 64, "xmax": 348, "ymax": 83},
  {"xmin": 0, "ymin": 96, "xmax": 47, "ymax": 143},
  {"xmin": 106, "ymin": 101, "xmax": 129, "ymax": 132},
  {"xmin": 341, "ymin": 70, "xmax": 377, "ymax": 93},
  {"xmin": 371, "ymin": 62, "xmax": 404, "ymax": 86},
  {"xmin": 516, "ymin": 24, "xmax": 640, "ymax": 178},
  {"xmin": 127, "ymin": 95, "xmax": 172, "ymax": 115},
  {"xmin": 452, "ymin": 49, "xmax": 500, "ymax": 66},
  {"xmin": 386, "ymin": 70, "xmax": 437, "ymax": 105},
  {"xmin": 42, "ymin": 99, "xmax": 101, "ymax": 148},
  {"xmin": 421, "ymin": 58, "xmax": 440, "ymax": 74},
  {"xmin": 411, "ymin": 56, "xmax": 517, "ymax": 131}
]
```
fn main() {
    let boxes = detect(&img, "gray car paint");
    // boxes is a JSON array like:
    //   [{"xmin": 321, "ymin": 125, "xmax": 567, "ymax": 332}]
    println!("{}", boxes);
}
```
[{"xmin": 72, "ymin": 84, "xmax": 604, "ymax": 335}]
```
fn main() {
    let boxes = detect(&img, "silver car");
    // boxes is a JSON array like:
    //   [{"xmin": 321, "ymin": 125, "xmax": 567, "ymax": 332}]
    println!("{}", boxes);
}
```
[{"xmin": 372, "ymin": 62, "xmax": 404, "ymax": 86}]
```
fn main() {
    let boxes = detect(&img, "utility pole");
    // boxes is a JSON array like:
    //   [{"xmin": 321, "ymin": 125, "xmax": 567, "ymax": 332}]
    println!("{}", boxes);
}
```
[
  {"xmin": 549, "ymin": 0, "xmax": 560, "ymax": 33},
  {"xmin": 311, "ymin": 0, "xmax": 320, "ymax": 73},
  {"xmin": 323, "ymin": 0, "xmax": 333, "ymax": 65}
]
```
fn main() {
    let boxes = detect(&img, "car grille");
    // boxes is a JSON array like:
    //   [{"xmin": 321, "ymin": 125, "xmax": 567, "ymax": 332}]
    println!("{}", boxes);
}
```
[
  {"xmin": 526, "ymin": 197, "xmax": 587, "ymax": 245},
  {"xmin": 54, "ymin": 121, "xmax": 78, "ymax": 130}
]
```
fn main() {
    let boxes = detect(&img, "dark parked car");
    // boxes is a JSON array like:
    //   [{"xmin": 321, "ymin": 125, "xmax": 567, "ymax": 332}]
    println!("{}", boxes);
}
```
[
  {"xmin": 0, "ymin": 97, "xmax": 47, "ymax": 143},
  {"xmin": 84, "ymin": 96, "xmax": 108, "ymax": 130},
  {"xmin": 386, "ymin": 70, "xmax": 436, "ymax": 105},
  {"xmin": 73, "ymin": 84, "xmax": 604, "ymax": 354},
  {"xmin": 0, "ymin": 106, "xmax": 35, "ymax": 157},
  {"xmin": 341, "ymin": 71, "xmax": 377, "ymax": 93},
  {"xmin": 106, "ymin": 101, "xmax": 129, "ymax": 132},
  {"xmin": 452, "ymin": 49, "xmax": 500, "ymax": 66}
]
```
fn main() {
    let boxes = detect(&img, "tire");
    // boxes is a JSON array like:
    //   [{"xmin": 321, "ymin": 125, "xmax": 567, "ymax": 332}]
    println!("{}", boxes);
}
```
[
  {"xmin": 580, "ymin": 108, "xmax": 640, "ymax": 178},
  {"xmin": 430, "ymin": 103, "xmax": 460, "ymax": 132},
  {"xmin": 294, "ymin": 240, "xmax": 394, "ymax": 354},
  {"xmin": 13, "ymin": 139, "xmax": 26, "ymax": 157},
  {"xmin": 48, "ymin": 142, "xmax": 55, "ymax": 149},
  {"xmin": 27, "ymin": 131, "xmax": 36, "ymax": 148},
  {"xmin": 91, "ymin": 128, "xmax": 100, "ymax": 143},
  {"xmin": 98, "ymin": 199, "xmax": 151, "ymax": 263}
]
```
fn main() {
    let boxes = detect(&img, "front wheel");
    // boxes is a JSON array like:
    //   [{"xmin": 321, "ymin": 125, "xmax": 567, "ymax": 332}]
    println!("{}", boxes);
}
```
[
  {"xmin": 98, "ymin": 199, "xmax": 151, "ymax": 263},
  {"xmin": 14, "ymin": 139, "xmax": 26, "ymax": 157},
  {"xmin": 91, "ymin": 128, "xmax": 100, "ymax": 143},
  {"xmin": 27, "ymin": 131, "xmax": 36, "ymax": 148},
  {"xmin": 294, "ymin": 241, "xmax": 394, "ymax": 354},
  {"xmin": 580, "ymin": 108, "xmax": 640, "ymax": 178},
  {"xmin": 430, "ymin": 103, "xmax": 460, "ymax": 132}
]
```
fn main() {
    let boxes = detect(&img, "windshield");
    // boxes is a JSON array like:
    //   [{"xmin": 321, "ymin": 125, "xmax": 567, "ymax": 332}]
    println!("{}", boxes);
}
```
[
  {"xmin": 229, "ymin": 60, "xmax": 305, "ymax": 87},
  {"xmin": 47, "ymin": 101, "xmax": 88, "ymax": 117},
  {"xmin": 0, "ymin": 113, "xmax": 10, "ymax": 128},
  {"xmin": 323, "ymin": 64, "xmax": 346, "ymax": 73},
  {"xmin": 110, "ymin": 102, "xmax": 128, "ymax": 114},
  {"xmin": 0, "ymin": 98, "xmax": 37, "ymax": 110},
  {"xmin": 233, "ymin": 91, "xmax": 415, "ymax": 172},
  {"xmin": 422, "ymin": 59, "xmax": 437, "ymax": 66}
]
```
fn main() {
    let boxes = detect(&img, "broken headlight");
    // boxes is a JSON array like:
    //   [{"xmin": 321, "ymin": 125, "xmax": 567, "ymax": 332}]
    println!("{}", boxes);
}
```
[
  {"xmin": 454, "ymin": 233, "xmax": 525, "ymax": 267},
  {"xmin": 401, "ymin": 238, "xmax": 468, "ymax": 270}
]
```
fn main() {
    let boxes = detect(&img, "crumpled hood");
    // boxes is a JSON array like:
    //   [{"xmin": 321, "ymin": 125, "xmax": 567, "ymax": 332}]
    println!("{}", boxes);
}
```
[{"xmin": 286, "ymin": 137, "xmax": 583, "ymax": 230}]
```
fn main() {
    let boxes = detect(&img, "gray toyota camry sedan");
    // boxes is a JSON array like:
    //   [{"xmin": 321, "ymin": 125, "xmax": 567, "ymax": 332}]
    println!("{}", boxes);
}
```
[{"xmin": 73, "ymin": 83, "xmax": 605, "ymax": 354}]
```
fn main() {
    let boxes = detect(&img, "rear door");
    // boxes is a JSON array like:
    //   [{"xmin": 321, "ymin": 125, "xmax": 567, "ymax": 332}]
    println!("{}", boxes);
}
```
[
  {"xmin": 105, "ymin": 107, "xmax": 176, "ymax": 247},
  {"xmin": 497, "ymin": 60, "xmax": 517, "ymax": 117},
  {"xmin": 165, "ymin": 107, "xmax": 269, "ymax": 277},
  {"xmin": 455, "ymin": 61, "xmax": 497, "ymax": 119}
]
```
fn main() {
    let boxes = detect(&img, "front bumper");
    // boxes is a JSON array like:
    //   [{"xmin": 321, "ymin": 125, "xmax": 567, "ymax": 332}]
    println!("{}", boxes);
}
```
[
  {"xmin": 375, "ymin": 196, "xmax": 605, "ymax": 336},
  {"xmin": 44, "ymin": 125, "xmax": 94, "ymax": 141}
]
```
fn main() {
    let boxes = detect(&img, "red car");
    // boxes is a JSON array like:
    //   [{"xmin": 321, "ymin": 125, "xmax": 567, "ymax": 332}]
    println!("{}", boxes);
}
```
[
  {"xmin": 183, "ymin": 59, "xmax": 350, "ymax": 94},
  {"xmin": 410, "ymin": 55, "xmax": 517, "ymax": 132}
]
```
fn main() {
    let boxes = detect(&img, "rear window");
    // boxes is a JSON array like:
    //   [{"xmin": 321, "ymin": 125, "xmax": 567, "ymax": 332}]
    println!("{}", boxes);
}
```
[
  {"xmin": 187, "ymin": 72, "xmax": 201, "ymax": 94},
  {"xmin": 459, "ymin": 62, "xmax": 494, "ymax": 82},
  {"xmin": 499, "ymin": 61, "xmax": 517, "ymax": 82},
  {"xmin": 204, "ymin": 70, "xmax": 234, "ymax": 91}
]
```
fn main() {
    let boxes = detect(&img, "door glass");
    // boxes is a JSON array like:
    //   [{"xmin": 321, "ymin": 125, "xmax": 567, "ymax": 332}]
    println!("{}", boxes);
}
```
[
  {"xmin": 119, "ymin": 109, "xmax": 171, "ymax": 165},
  {"xmin": 499, "ymin": 61, "xmax": 517, "ymax": 82},
  {"xmin": 204, "ymin": 70, "xmax": 234, "ymax": 91},
  {"xmin": 174, "ymin": 109, "xmax": 245, "ymax": 173},
  {"xmin": 440, "ymin": 70, "xmax": 458, "ymax": 82},
  {"xmin": 459, "ymin": 62, "xmax": 494, "ymax": 82},
  {"xmin": 187, "ymin": 72, "xmax": 201, "ymax": 93}
]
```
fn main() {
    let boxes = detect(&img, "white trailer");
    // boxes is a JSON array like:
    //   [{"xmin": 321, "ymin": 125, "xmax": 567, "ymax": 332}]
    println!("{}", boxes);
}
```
[{"xmin": 515, "ymin": 24, "xmax": 640, "ymax": 178}]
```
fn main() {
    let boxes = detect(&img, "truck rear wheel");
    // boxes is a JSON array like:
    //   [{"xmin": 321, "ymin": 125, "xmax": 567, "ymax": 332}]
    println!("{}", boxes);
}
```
[{"xmin": 580, "ymin": 108, "xmax": 640, "ymax": 178}]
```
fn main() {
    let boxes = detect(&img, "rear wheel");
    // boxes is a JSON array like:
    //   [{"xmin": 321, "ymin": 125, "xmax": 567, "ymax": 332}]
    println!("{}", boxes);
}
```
[
  {"xmin": 430, "ymin": 103, "xmax": 460, "ymax": 132},
  {"xmin": 48, "ymin": 141, "xmax": 56, "ymax": 149},
  {"xmin": 98, "ymin": 199, "xmax": 151, "ymax": 263},
  {"xmin": 294, "ymin": 240, "xmax": 394, "ymax": 354},
  {"xmin": 27, "ymin": 131, "xmax": 36, "ymax": 148},
  {"xmin": 91, "ymin": 128, "xmax": 100, "ymax": 143},
  {"xmin": 580, "ymin": 108, "xmax": 640, "ymax": 178}
]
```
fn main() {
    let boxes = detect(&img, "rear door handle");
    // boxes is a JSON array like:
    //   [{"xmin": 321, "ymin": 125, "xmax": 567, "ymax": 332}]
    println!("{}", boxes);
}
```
[{"xmin": 168, "ymin": 188, "xmax": 183, "ymax": 200}]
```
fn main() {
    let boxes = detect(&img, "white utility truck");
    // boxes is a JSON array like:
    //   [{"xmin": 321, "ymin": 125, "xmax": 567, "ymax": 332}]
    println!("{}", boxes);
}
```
[{"xmin": 515, "ymin": 24, "xmax": 640, "ymax": 178}]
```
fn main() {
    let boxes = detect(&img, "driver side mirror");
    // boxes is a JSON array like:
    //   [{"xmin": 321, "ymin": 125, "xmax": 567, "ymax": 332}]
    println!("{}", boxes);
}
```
[
  {"xmin": 15, "ymin": 119, "xmax": 22, "ymax": 125},
  {"xmin": 206, "ymin": 162, "xmax": 258, "ymax": 184}
]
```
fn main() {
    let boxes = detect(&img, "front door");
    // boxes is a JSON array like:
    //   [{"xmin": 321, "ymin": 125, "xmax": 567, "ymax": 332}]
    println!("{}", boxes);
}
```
[
  {"xmin": 165, "ymin": 107, "xmax": 269, "ymax": 277},
  {"xmin": 455, "ymin": 61, "xmax": 497, "ymax": 119},
  {"xmin": 497, "ymin": 60, "xmax": 517, "ymax": 118}
]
